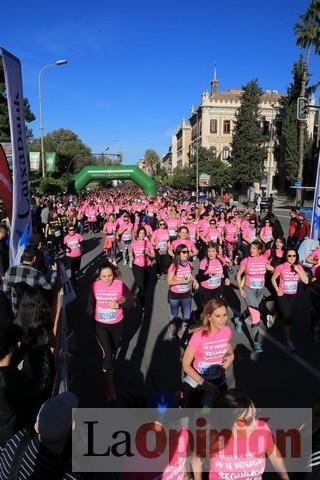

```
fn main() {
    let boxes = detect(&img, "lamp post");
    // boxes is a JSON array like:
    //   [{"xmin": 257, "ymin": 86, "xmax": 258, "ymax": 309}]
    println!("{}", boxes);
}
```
[
  {"xmin": 193, "ymin": 110, "xmax": 200, "ymax": 201},
  {"xmin": 266, "ymin": 105, "xmax": 278, "ymax": 197},
  {"xmin": 38, "ymin": 59, "xmax": 68, "ymax": 178}
]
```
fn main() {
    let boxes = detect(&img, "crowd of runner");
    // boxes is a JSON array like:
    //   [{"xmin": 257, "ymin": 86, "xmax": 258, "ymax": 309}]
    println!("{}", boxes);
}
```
[{"xmin": 0, "ymin": 184, "xmax": 319, "ymax": 479}]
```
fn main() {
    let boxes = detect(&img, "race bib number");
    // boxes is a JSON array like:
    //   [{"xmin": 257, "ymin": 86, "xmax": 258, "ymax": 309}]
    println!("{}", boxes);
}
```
[
  {"xmin": 67, "ymin": 240, "xmax": 79, "ymax": 249},
  {"xmin": 190, "ymin": 234, "xmax": 196, "ymax": 241},
  {"xmin": 168, "ymin": 230, "xmax": 176, "ymax": 237},
  {"xmin": 158, "ymin": 240, "xmax": 167, "ymax": 251},
  {"xmin": 177, "ymin": 283, "xmax": 190, "ymax": 293},
  {"xmin": 122, "ymin": 234, "xmax": 132, "ymax": 241},
  {"xmin": 198, "ymin": 362, "xmax": 220, "ymax": 379},
  {"xmin": 54, "ymin": 230, "xmax": 61, "ymax": 237},
  {"xmin": 249, "ymin": 278, "xmax": 264, "ymax": 289},
  {"xmin": 283, "ymin": 281, "xmax": 298, "ymax": 294},
  {"xmin": 208, "ymin": 275, "xmax": 222, "ymax": 287},
  {"xmin": 98, "ymin": 308, "xmax": 117, "ymax": 323}
]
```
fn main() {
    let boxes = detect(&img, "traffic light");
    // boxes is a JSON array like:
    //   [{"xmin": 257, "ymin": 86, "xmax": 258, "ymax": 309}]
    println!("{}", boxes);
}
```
[{"xmin": 297, "ymin": 97, "xmax": 309, "ymax": 121}]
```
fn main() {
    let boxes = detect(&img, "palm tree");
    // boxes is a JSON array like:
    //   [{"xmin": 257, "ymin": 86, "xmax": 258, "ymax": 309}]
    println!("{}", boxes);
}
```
[{"xmin": 294, "ymin": 0, "xmax": 320, "ymax": 205}]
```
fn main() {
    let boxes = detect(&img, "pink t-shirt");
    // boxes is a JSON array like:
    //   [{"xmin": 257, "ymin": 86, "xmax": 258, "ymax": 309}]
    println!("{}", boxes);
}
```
[
  {"xmin": 224, "ymin": 223, "xmax": 239, "ymax": 243},
  {"xmin": 131, "ymin": 239, "xmax": 154, "ymax": 267},
  {"xmin": 197, "ymin": 219, "xmax": 210, "ymax": 237},
  {"xmin": 310, "ymin": 247, "xmax": 320, "ymax": 275},
  {"xmin": 209, "ymin": 420, "xmax": 274, "ymax": 480},
  {"xmin": 103, "ymin": 222, "xmax": 117, "ymax": 241},
  {"xmin": 275, "ymin": 262, "xmax": 304, "ymax": 295},
  {"xmin": 152, "ymin": 229, "xmax": 170, "ymax": 252},
  {"xmin": 205, "ymin": 227, "xmax": 221, "ymax": 244},
  {"xmin": 92, "ymin": 279, "xmax": 130, "ymax": 324},
  {"xmin": 168, "ymin": 261, "xmax": 192, "ymax": 294},
  {"xmin": 63, "ymin": 233, "xmax": 83, "ymax": 258},
  {"xmin": 186, "ymin": 223, "xmax": 198, "ymax": 242},
  {"xmin": 86, "ymin": 207, "xmax": 97, "ymax": 222},
  {"xmin": 189, "ymin": 326, "xmax": 232, "ymax": 379},
  {"xmin": 170, "ymin": 238, "xmax": 196, "ymax": 253},
  {"xmin": 166, "ymin": 218, "xmax": 179, "ymax": 237},
  {"xmin": 242, "ymin": 226, "xmax": 257, "ymax": 243},
  {"xmin": 260, "ymin": 226, "xmax": 273, "ymax": 243},
  {"xmin": 199, "ymin": 258, "xmax": 224, "ymax": 289},
  {"xmin": 120, "ymin": 223, "xmax": 134, "ymax": 242},
  {"xmin": 240, "ymin": 255, "xmax": 269, "ymax": 289}
]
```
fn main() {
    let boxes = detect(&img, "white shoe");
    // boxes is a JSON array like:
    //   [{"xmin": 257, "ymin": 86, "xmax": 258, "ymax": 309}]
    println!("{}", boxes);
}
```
[
  {"xmin": 266, "ymin": 314, "xmax": 275, "ymax": 328},
  {"xmin": 123, "ymin": 259, "xmax": 127, "ymax": 265}
]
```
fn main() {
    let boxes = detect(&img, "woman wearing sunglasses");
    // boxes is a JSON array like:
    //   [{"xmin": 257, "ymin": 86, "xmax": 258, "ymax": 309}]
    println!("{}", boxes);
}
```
[
  {"xmin": 191, "ymin": 389, "xmax": 289, "ymax": 480},
  {"xmin": 63, "ymin": 224, "xmax": 84, "ymax": 285},
  {"xmin": 271, "ymin": 249, "xmax": 309, "ymax": 351},
  {"xmin": 241, "ymin": 218, "xmax": 258, "ymax": 258},
  {"xmin": 151, "ymin": 220, "xmax": 170, "ymax": 277},
  {"xmin": 167, "ymin": 244, "xmax": 199, "ymax": 339},
  {"xmin": 168, "ymin": 226, "xmax": 199, "ymax": 259}
]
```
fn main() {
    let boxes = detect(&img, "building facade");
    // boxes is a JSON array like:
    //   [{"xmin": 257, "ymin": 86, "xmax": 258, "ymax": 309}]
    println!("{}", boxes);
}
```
[{"xmin": 167, "ymin": 70, "xmax": 316, "ymax": 194}]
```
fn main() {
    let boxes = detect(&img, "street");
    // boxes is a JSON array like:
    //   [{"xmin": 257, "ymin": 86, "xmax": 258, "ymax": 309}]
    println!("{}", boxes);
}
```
[{"xmin": 65, "ymin": 208, "xmax": 320, "ymax": 411}]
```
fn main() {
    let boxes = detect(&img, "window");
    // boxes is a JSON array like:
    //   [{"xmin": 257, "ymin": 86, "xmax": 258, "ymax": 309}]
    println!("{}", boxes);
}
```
[
  {"xmin": 262, "ymin": 121, "xmax": 270, "ymax": 136},
  {"xmin": 223, "ymin": 147, "xmax": 230, "ymax": 160},
  {"xmin": 223, "ymin": 120, "xmax": 231, "ymax": 134},
  {"xmin": 210, "ymin": 119, "xmax": 217, "ymax": 134}
]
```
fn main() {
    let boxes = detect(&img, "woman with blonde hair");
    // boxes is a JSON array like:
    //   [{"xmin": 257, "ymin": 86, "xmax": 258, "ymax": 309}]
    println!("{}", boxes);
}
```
[{"xmin": 182, "ymin": 298, "xmax": 234, "ymax": 408}]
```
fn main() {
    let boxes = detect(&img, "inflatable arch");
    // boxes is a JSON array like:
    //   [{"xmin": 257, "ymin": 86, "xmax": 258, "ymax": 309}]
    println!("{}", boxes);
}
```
[{"xmin": 72, "ymin": 165, "xmax": 156, "ymax": 196}]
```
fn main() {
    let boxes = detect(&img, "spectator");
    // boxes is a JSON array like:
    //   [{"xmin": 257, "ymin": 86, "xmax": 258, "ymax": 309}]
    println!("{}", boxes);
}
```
[
  {"xmin": 287, "ymin": 208, "xmax": 299, "ymax": 248},
  {"xmin": 40, "ymin": 202, "xmax": 50, "ymax": 234},
  {"xmin": 0, "ymin": 323, "xmax": 36, "ymax": 446},
  {"xmin": 296, "ymin": 211, "xmax": 311, "ymax": 249},
  {"xmin": 14, "ymin": 287, "xmax": 55, "ymax": 407},
  {"xmin": 0, "ymin": 225, "xmax": 9, "ymax": 281},
  {"xmin": 0, "ymin": 392, "xmax": 79, "ymax": 479},
  {"xmin": 2, "ymin": 245, "xmax": 57, "ymax": 316}
]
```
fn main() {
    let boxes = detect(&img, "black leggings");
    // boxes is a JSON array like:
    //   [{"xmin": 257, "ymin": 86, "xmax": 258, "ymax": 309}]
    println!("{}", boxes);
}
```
[
  {"xmin": 67, "ymin": 256, "xmax": 81, "ymax": 284},
  {"xmin": 199, "ymin": 285, "xmax": 223, "ymax": 307},
  {"xmin": 276, "ymin": 294, "xmax": 297, "ymax": 325},
  {"xmin": 95, "ymin": 321, "xmax": 123, "ymax": 371},
  {"xmin": 182, "ymin": 377, "xmax": 227, "ymax": 408},
  {"xmin": 155, "ymin": 251, "xmax": 169, "ymax": 275},
  {"xmin": 132, "ymin": 264, "xmax": 156, "ymax": 312}
]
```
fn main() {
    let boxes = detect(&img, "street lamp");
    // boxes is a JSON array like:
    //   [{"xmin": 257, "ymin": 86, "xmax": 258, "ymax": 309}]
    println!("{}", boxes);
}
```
[
  {"xmin": 266, "ymin": 104, "xmax": 278, "ymax": 197},
  {"xmin": 191, "ymin": 109, "xmax": 200, "ymax": 200},
  {"xmin": 38, "ymin": 59, "xmax": 68, "ymax": 177}
]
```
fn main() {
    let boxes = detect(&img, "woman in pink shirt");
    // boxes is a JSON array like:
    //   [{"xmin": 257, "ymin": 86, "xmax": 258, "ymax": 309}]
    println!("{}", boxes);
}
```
[
  {"xmin": 63, "ymin": 224, "xmax": 84, "ymax": 285},
  {"xmin": 236, "ymin": 241, "xmax": 274, "ymax": 353},
  {"xmin": 86, "ymin": 201, "xmax": 97, "ymax": 234},
  {"xmin": 103, "ymin": 214, "xmax": 118, "ymax": 265},
  {"xmin": 223, "ymin": 216, "xmax": 239, "ymax": 262},
  {"xmin": 271, "ymin": 249, "xmax": 309, "ymax": 351},
  {"xmin": 167, "ymin": 244, "xmax": 199, "ymax": 339},
  {"xmin": 192, "ymin": 389, "xmax": 289, "ymax": 480},
  {"xmin": 90, "ymin": 261, "xmax": 131, "ymax": 400},
  {"xmin": 241, "ymin": 218, "xmax": 258, "ymax": 258},
  {"xmin": 259, "ymin": 218, "xmax": 274, "ymax": 248},
  {"xmin": 168, "ymin": 226, "xmax": 198, "ymax": 258},
  {"xmin": 151, "ymin": 220, "xmax": 170, "ymax": 276},
  {"xmin": 129, "ymin": 227, "xmax": 156, "ymax": 311},
  {"xmin": 182, "ymin": 298, "xmax": 234, "ymax": 408},
  {"xmin": 203, "ymin": 218, "xmax": 222, "ymax": 245},
  {"xmin": 117, "ymin": 214, "xmax": 134, "ymax": 266}
]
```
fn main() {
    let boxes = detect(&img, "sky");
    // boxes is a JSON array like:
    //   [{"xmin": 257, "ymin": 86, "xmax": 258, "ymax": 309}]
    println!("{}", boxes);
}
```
[{"xmin": 2, "ymin": 0, "xmax": 320, "ymax": 164}]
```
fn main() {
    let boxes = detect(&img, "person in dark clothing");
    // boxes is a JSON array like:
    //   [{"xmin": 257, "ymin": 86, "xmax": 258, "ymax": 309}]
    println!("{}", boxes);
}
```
[
  {"xmin": 287, "ymin": 208, "xmax": 299, "ymax": 248},
  {"xmin": 0, "ymin": 225, "xmax": 9, "ymax": 280},
  {"xmin": 0, "ymin": 324, "xmax": 36, "ymax": 447}
]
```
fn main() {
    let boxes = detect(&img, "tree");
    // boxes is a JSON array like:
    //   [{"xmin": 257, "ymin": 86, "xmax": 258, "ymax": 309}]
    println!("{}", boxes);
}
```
[
  {"xmin": 143, "ymin": 149, "xmax": 161, "ymax": 177},
  {"xmin": 0, "ymin": 60, "xmax": 35, "ymax": 141},
  {"xmin": 171, "ymin": 166, "xmax": 195, "ymax": 189},
  {"xmin": 230, "ymin": 79, "xmax": 267, "ymax": 191},
  {"xmin": 196, "ymin": 146, "xmax": 231, "ymax": 191},
  {"xmin": 29, "ymin": 128, "xmax": 92, "ymax": 173},
  {"xmin": 295, "ymin": 0, "xmax": 320, "ymax": 204},
  {"xmin": 277, "ymin": 57, "xmax": 315, "ymax": 190}
]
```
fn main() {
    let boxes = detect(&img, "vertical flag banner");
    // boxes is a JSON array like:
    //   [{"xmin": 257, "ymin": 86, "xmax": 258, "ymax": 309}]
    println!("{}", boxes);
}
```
[
  {"xmin": 45, "ymin": 151, "xmax": 56, "ymax": 172},
  {"xmin": 0, "ymin": 48, "xmax": 32, "ymax": 265},
  {"xmin": 311, "ymin": 151, "xmax": 320, "ymax": 241},
  {"xmin": 29, "ymin": 151, "xmax": 40, "ymax": 171},
  {"xmin": 0, "ymin": 144, "xmax": 13, "ymax": 221}
]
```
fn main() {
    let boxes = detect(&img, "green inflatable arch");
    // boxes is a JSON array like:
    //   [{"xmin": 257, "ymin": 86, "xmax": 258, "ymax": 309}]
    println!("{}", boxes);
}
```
[{"xmin": 72, "ymin": 165, "xmax": 156, "ymax": 196}]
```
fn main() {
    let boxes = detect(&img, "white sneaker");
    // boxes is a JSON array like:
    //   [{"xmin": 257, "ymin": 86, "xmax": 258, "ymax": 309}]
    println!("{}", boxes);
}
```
[
  {"xmin": 266, "ymin": 314, "xmax": 275, "ymax": 328},
  {"xmin": 123, "ymin": 259, "xmax": 127, "ymax": 265}
]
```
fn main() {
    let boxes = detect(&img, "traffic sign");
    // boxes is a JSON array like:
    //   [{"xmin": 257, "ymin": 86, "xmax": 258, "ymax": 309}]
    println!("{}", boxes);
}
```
[
  {"xmin": 294, "ymin": 181, "xmax": 302, "ymax": 187},
  {"xmin": 297, "ymin": 97, "xmax": 308, "ymax": 121}
]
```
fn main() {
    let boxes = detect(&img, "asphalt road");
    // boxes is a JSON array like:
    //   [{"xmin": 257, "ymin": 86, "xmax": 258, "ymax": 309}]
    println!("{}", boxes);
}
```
[{"xmin": 66, "ymin": 208, "xmax": 320, "ymax": 411}]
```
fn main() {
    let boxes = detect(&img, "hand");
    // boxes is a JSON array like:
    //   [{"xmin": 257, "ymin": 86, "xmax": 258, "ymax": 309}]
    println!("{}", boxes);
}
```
[
  {"xmin": 193, "ymin": 280, "xmax": 199, "ymax": 290},
  {"xmin": 240, "ymin": 288, "xmax": 246, "ymax": 298},
  {"xmin": 224, "ymin": 278, "xmax": 231, "ymax": 286},
  {"xmin": 51, "ymin": 262, "xmax": 57, "ymax": 272},
  {"xmin": 277, "ymin": 290, "xmax": 284, "ymax": 297},
  {"xmin": 221, "ymin": 353, "xmax": 233, "ymax": 369},
  {"xmin": 66, "ymin": 247, "xmax": 71, "ymax": 253},
  {"xmin": 108, "ymin": 300, "xmax": 119, "ymax": 309},
  {"xmin": 266, "ymin": 263, "xmax": 274, "ymax": 272}
]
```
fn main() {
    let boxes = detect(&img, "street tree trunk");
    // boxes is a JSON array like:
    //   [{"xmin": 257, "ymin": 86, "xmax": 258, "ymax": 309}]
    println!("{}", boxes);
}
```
[{"xmin": 296, "ymin": 47, "xmax": 311, "ymax": 206}]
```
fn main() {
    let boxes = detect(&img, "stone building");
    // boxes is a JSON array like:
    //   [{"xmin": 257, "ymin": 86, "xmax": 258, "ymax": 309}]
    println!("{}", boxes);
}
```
[{"xmin": 166, "ymin": 69, "xmax": 316, "ymax": 194}]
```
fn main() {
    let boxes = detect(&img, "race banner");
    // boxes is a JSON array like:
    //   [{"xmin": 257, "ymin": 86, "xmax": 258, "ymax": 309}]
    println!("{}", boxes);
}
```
[
  {"xmin": 45, "ymin": 151, "xmax": 57, "ymax": 173},
  {"xmin": 0, "ymin": 48, "xmax": 32, "ymax": 265},
  {"xmin": 311, "ymin": 150, "xmax": 320, "ymax": 240},
  {"xmin": 29, "ymin": 151, "xmax": 40, "ymax": 171},
  {"xmin": 0, "ymin": 144, "xmax": 13, "ymax": 221}
]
